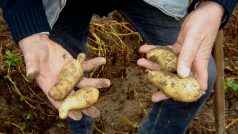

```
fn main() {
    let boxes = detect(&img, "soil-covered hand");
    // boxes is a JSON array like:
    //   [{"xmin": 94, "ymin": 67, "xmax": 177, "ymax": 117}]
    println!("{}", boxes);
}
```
[{"xmin": 19, "ymin": 34, "xmax": 111, "ymax": 120}]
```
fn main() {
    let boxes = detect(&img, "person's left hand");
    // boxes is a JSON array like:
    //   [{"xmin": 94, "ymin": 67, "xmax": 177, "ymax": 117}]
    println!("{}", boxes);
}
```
[{"xmin": 137, "ymin": 1, "xmax": 224, "ymax": 102}]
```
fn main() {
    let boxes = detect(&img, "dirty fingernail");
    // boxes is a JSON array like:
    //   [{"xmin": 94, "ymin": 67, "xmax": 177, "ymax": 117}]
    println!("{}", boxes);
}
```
[{"xmin": 26, "ymin": 70, "xmax": 39, "ymax": 80}]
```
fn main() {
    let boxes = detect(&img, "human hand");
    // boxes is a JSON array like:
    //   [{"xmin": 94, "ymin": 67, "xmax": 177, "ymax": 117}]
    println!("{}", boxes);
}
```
[
  {"xmin": 174, "ymin": 1, "xmax": 224, "ymax": 90},
  {"xmin": 19, "ymin": 34, "xmax": 111, "ymax": 120},
  {"xmin": 138, "ymin": 1, "xmax": 224, "ymax": 102}
]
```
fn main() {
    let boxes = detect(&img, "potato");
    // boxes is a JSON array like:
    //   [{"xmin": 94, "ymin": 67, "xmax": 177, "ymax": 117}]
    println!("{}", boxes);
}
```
[
  {"xmin": 146, "ymin": 47, "xmax": 204, "ymax": 102},
  {"xmin": 59, "ymin": 87, "xmax": 99, "ymax": 119},
  {"xmin": 48, "ymin": 53, "xmax": 86, "ymax": 101},
  {"xmin": 147, "ymin": 70, "xmax": 205, "ymax": 102},
  {"xmin": 146, "ymin": 46, "xmax": 177, "ymax": 72}
]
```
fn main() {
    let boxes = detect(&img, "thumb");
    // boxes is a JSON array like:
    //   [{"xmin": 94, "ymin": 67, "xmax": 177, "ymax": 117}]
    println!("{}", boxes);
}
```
[
  {"xmin": 177, "ymin": 34, "xmax": 201, "ymax": 78},
  {"xmin": 24, "ymin": 52, "xmax": 40, "ymax": 80}
]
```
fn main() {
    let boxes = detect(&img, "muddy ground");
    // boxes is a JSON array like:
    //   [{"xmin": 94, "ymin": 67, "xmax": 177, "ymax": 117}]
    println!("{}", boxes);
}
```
[{"xmin": 0, "ymin": 9, "xmax": 238, "ymax": 134}]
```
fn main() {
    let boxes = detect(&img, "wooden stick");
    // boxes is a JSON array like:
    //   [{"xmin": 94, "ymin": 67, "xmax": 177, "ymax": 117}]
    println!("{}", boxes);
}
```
[{"xmin": 213, "ymin": 30, "xmax": 225, "ymax": 134}]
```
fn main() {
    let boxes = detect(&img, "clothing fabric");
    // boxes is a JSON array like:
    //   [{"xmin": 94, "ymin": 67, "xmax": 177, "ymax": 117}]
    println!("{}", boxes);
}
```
[
  {"xmin": 44, "ymin": 0, "xmax": 190, "ymax": 28},
  {"xmin": 67, "ymin": 113, "xmax": 95, "ymax": 134},
  {"xmin": 143, "ymin": 0, "xmax": 189, "ymax": 18},
  {"xmin": 188, "ymin": 0, "xmax": 238, "ymax": 28},
  {"xmin": 0, "ymin": 0, "xmax": 50, "ymax": 42},
  {"xmin": 49, "ymin": 0, "xmax": 216, "ymax": 133},
  {"xmin": 0, "ymin": 0, "xmax": 237, "ymax": 42}
]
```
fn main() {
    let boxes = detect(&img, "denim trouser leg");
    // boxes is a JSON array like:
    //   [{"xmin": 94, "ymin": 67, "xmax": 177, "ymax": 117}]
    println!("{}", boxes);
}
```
[
  {"xmin": 119, "ymin": 1, "xmax": 217, "ymax": 133},
  {"xmin": 66, "ymin": 113, "xmax": 95, "ymax": 134}
]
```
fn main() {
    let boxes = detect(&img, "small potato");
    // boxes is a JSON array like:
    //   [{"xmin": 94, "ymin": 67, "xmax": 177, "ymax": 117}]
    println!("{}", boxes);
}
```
[
  {"xmin": 59, "ymin": 87, "xmax": 99, "ymax": 119},
  {"xmin": 146, "ymin": 46, "xmax": 177, "ymax": 72},
  {"xmin": 48, "ymin": 53, "xmax": 86, "ymax": 101},
  {"xmin": 147, "ymin": 70, "xmax": 205, "ymax": 102}
]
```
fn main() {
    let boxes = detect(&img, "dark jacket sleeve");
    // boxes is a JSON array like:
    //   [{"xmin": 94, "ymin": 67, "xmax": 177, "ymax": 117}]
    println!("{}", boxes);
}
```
[
  {"xmin": 0, "ymin": 0, "xmax": 51, "ymax": 43},
  {"xmin": 188, "ymin": 0, "xmax": 238, "ymax": 28}
]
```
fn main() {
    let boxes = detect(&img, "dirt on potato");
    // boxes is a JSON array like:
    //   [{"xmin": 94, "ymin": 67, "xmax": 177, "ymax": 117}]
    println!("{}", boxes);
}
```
[
  {"xmin": 146, "ymin": 47, "xmax": 177, "ymax": 72},
  {"xmin": 59, "ymin": 87, "xmax": 99, "ymax": 119},
  {"xmin": 48, "ymin": 54, "xmax": 85, "ymax": 101},
  {"xmin": 145, "ymin": 47, "xmax": 203, "ymax": 102}
]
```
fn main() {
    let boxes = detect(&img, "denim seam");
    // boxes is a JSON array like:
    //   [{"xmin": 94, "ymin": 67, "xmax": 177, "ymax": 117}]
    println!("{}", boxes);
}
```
[
  {"xmin": 117, "ymin": 9, "xmax": 152, "ymax": 44},
  {"xmin": 151, "ymin": 101, "xmax": 165, "ymax": 133}
]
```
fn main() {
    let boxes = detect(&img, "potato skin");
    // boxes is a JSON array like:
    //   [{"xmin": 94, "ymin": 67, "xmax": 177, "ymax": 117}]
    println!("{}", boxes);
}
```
[
  {"xmin": 146, "ymin": 47, "xmax": 204, "ymax": 102},
  {"xmin": 147, "ymin": 70, "xmax": 205, "ymax": 102},
  {"xmin": 146, "ymin": 47, "xmax": 177, "ymax": 72},
  {"xmin": 48, "ymin": 54, "xmax": 85, "ymax": 101},
  {"xmin": 59, "ymin": 87, "xmax": 99, "ymax": 119}
]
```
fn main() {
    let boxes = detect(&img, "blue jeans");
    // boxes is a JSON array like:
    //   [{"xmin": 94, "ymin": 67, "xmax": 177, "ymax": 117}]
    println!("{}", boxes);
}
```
[{"xmin": 49, "ymin": 0, "xmax": 217, "ymax": 133}]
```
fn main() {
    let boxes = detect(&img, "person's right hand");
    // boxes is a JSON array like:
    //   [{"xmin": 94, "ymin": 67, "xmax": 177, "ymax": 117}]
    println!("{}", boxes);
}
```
[{"xmin": 19, "ymin": 34, "xmax": 111, "ymax": 120}]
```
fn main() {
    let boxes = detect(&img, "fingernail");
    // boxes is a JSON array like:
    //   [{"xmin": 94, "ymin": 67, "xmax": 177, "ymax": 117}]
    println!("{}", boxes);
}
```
[
  {"xmin": 26, "ymin": 70, "xmax": 39, "ymax": 80},
  {"xmin": 106, "ymin": 79, "xmax": 111, "ymax": 86},
  {"xmin": 137, "ymin": 59, "xmax": 143, "ymax": 65},
  {"xmin": 179, "ymin": 65, "xmax": 190, "ymax": 78},
  {"xmin": 101, "ymin": 79, "xmax": 111, "ymax": 88},
  {"xmin": 100, "ymin": 58, "xmax": 106, "ymax": 64}
]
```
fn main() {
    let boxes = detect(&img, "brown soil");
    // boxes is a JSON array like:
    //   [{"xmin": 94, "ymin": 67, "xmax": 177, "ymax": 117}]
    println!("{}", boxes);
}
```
[
  {"xmin": 95, "ymin": 66, "xmax": 157, "ymax": 133},
  {"xmin": 0, "ymin": 8, "xmax": 238, "ymax": 134}
]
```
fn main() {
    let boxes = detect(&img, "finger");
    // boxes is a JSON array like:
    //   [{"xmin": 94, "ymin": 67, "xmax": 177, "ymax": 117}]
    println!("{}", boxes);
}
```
[
  {"xmin": 192, "ymin": 60, "xmax": 208, "ymax": 90},
  {"xmin": 83, "ymin": 57, "xmax": 106, "ymax": 72},
  {"xmin": 168, "ymin": 42, "xmax": 182, "ymax": 54},
  {"xmin": 68, "ymin": 106, "xmax": 101, "ymax": 120},
  {"xmin": 139, "ymin": 44, "xmax": 158, "ymax": 53},
  {"xmin": 177, "ymin": 32, "xmax": 202, "ymax": 78},
  {"xmin": 81, "ymin": 106, "xmax": 101, "ymax": 118},
  {"xmin": 76, "ymin": 77, "xmax": 111, "ymax": 88},
  {"xmin": 24, "ymin": 53, "xmax": 40, "ymax": 80},
  {"xmin": 151, "ymin": 91, "xmax": 169, "ymax": 102},
  {"xmin": 137, "ymin": 58, "xmax": 160, "ymax": 70},
  {"xmin": 140, "ymin": 44, "xmax": 180, "ymax": 54},
  {"xmin": 68, "ymin": 110, "xmax": 83, "ymax": 120},
  {"xmin": 27, "ymin": 69, "xmax": 39, "ymax": 81}
]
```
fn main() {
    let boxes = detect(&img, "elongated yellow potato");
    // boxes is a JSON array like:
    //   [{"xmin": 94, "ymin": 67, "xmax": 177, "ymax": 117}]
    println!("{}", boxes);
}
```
[
  {"xmin": 147, "ymin": 70, "xmax": 205, "ymax": 102},
  {"xmin": 146, "ymin": 46, "xmax": 177, "ymax": 72},
  {"xmin": 146, "ymin": 47, "xmax": 205, "ymax": 102},
  {"xmin": 59, "ymin": 87, "xmax": 99, "ymax": 119},
  {"xmin": 48, "ymin": 53, "xmax": 86, "ymax": 101}
]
